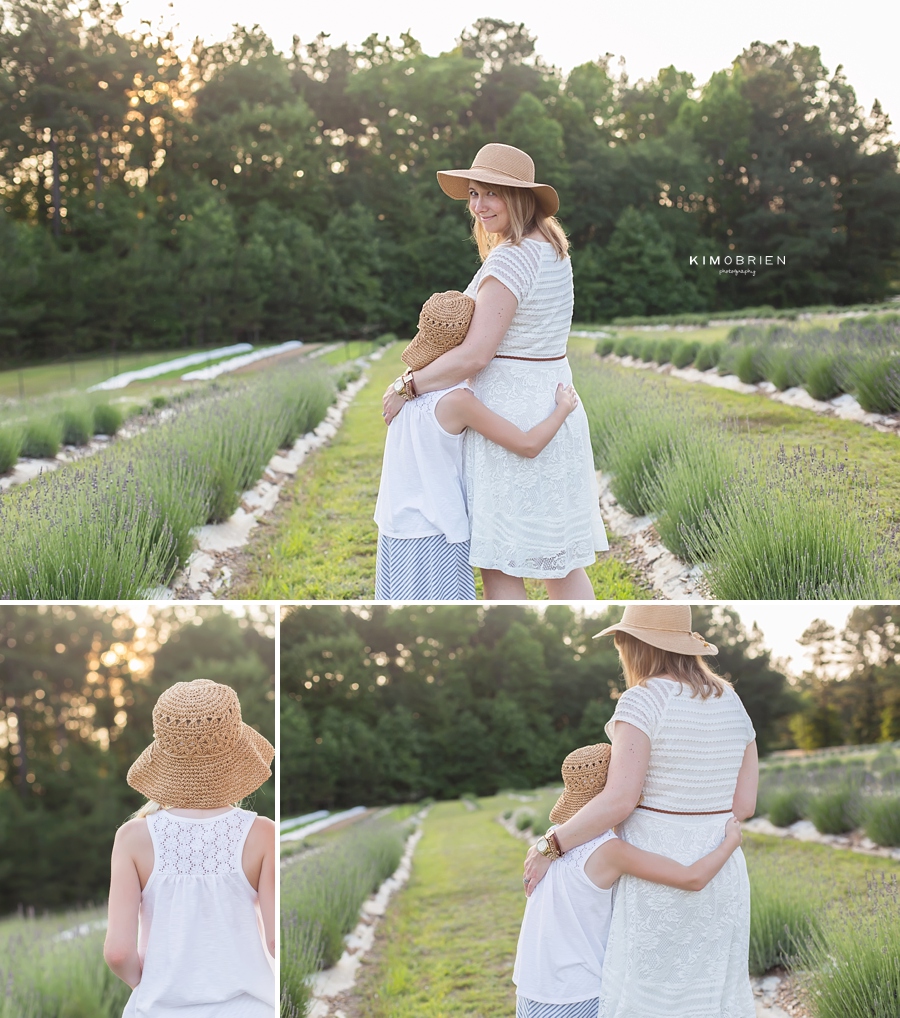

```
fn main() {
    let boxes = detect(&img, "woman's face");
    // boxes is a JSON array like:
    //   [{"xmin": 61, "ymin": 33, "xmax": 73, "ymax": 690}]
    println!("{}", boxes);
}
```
[{"xmin": 468, "ymin": 181, "xmax": 509, "ymax": 235}]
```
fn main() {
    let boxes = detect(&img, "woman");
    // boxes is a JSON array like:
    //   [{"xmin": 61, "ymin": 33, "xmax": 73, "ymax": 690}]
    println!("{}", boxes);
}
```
[
  {"xmin": 523, "ymin": 604, "xmax": 758, "ymax": 1018},
  {"xmin": 381, "ymin": 143, "xmax": 607, "ymax": 600}
]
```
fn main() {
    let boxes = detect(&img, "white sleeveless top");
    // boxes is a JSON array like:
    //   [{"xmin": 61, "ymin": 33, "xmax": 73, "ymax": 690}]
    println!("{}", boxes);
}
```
[
  {"xmin": 605, "ymin": 678, "xmax": 756, "ymax": 812},
  {"xmin": 123, "ymin": 808, "xmax": 276, "ymax": 1018},
  {"xmin": 513, "ymin": 829, "xmax": 617, "ymax": 1004},
  {"xmin": 374, "ymin": 382, "xmax": 472, "ymax": 543}
]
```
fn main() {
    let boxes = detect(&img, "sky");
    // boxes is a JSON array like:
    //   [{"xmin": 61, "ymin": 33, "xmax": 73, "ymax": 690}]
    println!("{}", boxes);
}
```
[
  {"xmin": 592, "ymin": 600, "xmax": 863, "ymax": 675},
  {"xmin": 117, "ymin": 0, "xmax": 899, "ymax": 137}
]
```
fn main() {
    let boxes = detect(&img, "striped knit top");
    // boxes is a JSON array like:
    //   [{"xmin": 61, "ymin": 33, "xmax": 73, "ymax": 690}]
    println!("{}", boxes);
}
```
[
  {"xmin": 604, "ymin": 678, "xmax": 756, "ymax": 813},
  {"xmin": 464, "ymin": 238, "xmax": 573, "ymax": 358}
]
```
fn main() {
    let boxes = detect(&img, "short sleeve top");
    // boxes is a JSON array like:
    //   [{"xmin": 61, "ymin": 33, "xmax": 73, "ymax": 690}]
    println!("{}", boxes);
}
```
[
  {"xmin": 463, "ymin": 239, "xmax": 573, "ymax": 359},
  {"xmin": 604, "ymin": 678, "xmax": 756, "ymax": 813}
]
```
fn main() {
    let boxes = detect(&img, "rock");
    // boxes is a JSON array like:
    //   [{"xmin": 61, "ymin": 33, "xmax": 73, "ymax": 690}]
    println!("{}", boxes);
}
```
[{"xmin": 787, "ymin": 820, "xmax": 821, "ymax": 841}]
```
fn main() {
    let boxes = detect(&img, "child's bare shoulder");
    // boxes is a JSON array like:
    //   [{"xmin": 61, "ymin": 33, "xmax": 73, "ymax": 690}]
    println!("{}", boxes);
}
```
[
  {"xmin": 248, "ymin": 814, "xmax": 276, "ymax": 845},
  {"xmin": 113, "ymin": 817, "xmax": 151, "ymax": 852},
  {"xmin": 436, "ymin": 387, "xmax": 476, "ymax": 408}
]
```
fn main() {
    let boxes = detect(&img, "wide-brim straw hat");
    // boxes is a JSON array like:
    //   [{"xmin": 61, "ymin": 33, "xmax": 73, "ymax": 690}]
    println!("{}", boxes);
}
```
[
  {"xmin": 436, "ymin": 143, "xmax": 560, "ymax": 217},
  {"xmin": 402, "ymin": 290, "xmax": 476, "ymax": 370},
  {"xmin": 550, "ymin": 743, "xmax": 612, "ymax": 824},
  {"xmin": 592, "ymin": 604, "xmax": 718, "ymax": 656},
  {"xmin": 127, "ymin": 679, "xmax": 274, "ymax": 809}
]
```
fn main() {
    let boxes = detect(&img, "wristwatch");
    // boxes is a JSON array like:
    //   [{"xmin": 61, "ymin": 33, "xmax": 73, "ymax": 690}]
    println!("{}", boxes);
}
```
[
  {"xmin": 392, "ymin": 375, "xmax": 407, "ymax": 398},
  {"xmin": 535, "ymin": 829, "xmax": 564, "ymax": 860}
]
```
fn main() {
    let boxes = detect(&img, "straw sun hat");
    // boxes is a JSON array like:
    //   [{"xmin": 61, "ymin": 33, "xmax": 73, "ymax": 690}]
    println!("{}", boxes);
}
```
[
  {"xmin": 550, "ymin": 743, "xmax": 612, "ymax": 824},
  {"xmin": 436, "ymin": 143, "xmax": 560, "ymax": 217},
  {"xmin": 401, "ymin": 290, "xmax": 476, "ymax": 371},
  {"xmin": 127, "ymin": 679, "xmax": 274, "ymax": 809},
  {"xmin": 592, "ymin": 604, "xmax": 718, "ymax": 656}
]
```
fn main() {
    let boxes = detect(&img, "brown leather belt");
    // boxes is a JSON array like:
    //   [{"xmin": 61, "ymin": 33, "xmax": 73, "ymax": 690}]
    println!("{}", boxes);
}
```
[
  {"xmin": 636, "ymin": 805, "xmax": 733, "ymax": 816},
  {"xmin": 493, "ymin": 353, "xmax": 567, "ymax": 362}
]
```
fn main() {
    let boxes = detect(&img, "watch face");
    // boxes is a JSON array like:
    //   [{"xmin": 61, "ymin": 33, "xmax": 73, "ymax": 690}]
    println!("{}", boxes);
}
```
[
  {"xmin": 393, "ymin": 379, "xmax": 404, "ymax": 393},
  {"xmin": 537, "ymin": 836, "xmax": 549, "ymax": 854}
]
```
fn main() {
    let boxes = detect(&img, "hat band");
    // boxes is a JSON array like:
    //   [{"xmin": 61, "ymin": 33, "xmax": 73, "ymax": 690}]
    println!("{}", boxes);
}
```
[
  {"xmin": 469, "ymin": 161, "xmax": 532, "ymax": 183},
  {"xmin": 619, "ymin": 622, "xmax": 709, "ymax": 640},
  {"xmin": 150, "ymin": 740, "xmax": 242, "ymax": 762}
]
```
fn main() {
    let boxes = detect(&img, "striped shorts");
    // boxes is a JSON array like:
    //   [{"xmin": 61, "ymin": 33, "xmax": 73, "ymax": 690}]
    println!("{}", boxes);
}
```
[
  {"xmin": 516, "ymin": 998, "xmax": 600, "ymax": 1018},
  {"xmin": 375, "ymin": 532, "xmax": 477, "ymax": 600}
]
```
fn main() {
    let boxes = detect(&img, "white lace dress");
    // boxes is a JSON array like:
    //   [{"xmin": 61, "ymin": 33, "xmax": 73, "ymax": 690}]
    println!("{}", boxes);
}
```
[
  {"xmin": 598, "ymin": 679, "xmax": 756, "ymax": 1018},
  {"xmin": 463, "ymin": 239, "xmax": 608, "ymax": 577},
  {"xmin": 123, "ymin": 808, "xmax": 276, "ymax": 1018}
]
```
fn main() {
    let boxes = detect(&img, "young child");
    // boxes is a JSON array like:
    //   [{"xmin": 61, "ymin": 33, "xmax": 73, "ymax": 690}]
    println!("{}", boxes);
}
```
[
  {"xmin": 375, "ymin": 290, "xmax": 578, "ymax": 599},
  {"xmin": 513, "ymin": 743, "xmax": 742, "ymax": 1017},
  {"xmin": 104, "ymin": 679, "xmax": 276, "ymax": 1017}
]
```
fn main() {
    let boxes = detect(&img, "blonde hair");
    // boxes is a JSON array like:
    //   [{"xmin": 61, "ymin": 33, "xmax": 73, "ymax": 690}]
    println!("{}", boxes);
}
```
[
  {"xmin": 470, "ymin": 181, "xmax": 569, "ymax": 261},
  {"xmin": 129, "ymin": 798, "xmax": 243, "ymax": 820},
  {"xmin": 614, "ymin": 631, "xmax": 731, "ymax": 700},
  {"xmin": 131, "ymin": 800, "xmax": 165, "ymax": 819}
]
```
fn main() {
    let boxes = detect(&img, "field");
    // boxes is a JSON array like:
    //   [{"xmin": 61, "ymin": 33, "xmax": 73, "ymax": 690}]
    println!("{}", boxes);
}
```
[
  {"xmin": 0, "ymin": 905, "xmax": 129, "ymax": 1018},
  {"xmin": 6, "ymin": 311, "xmax": 900, "ymax": 600},
  {"xmin": 0, "ymin": 352, "xmax": 335, "ymax": 597},
  {"xmin": 286, "ymin": 793, "xmax": 900, "ymax": 1018},
  {"xmin": 237, "ymin": 344, "xmax": 647, "ymax": 599},
  {"xmin": 755, "ymin": 743, "xmax": 900, "ymax": 844}
]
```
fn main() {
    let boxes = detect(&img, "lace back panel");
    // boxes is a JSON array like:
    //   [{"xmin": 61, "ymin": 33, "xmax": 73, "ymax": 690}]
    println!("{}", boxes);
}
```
[{"xmin": 149, "ymin": 809, "xmax": 253, "ymax": 876}]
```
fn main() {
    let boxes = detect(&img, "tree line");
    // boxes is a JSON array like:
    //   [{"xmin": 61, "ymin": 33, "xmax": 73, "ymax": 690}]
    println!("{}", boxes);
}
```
[
  {"xmin": 280, "ymin": 604, "xmax": 796, "ymax": 815},
  {"xmin": 1, "ymin": 2, "xmax": 898, "ymax": 366},
  {"xmin": 0, "ymin": 605, "xmax": 275, "ymax": 913},
  {"xmin": 791, "ymin": 605, "xmax": 900, "ymax": 749}
]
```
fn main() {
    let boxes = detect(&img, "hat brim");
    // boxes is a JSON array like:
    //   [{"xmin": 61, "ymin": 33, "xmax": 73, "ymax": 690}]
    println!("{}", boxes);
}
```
[
  {"xmin": 436, "ymin": 169, "xmax": 560, "ymax": 217},
  {"xmin": 592, "ymin": 623, "xmax": 718, "ymax": 656},
  {"xmin": 549, "ymin": 789, "xmax": 582, "ymax": 825},
  {"xmin": 127, "ymin": 723, "xmax": 274, "ymax": 809}
]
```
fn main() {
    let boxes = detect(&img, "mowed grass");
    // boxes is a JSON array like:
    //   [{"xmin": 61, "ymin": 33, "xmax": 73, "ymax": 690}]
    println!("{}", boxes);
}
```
[
  {"xmin": 0, "ymin": 349, "xmax": 213, "ymax": 399},
  {"xmin": 235, "ymin": 351, "xmax": 393, "ymax": 599},
  {"xmin": 237, "ymin": 346, "xmax": 648, "ymax": 599},
  {"xmin": 347, "ymin": 802, "xmax": 900, "ymax": 1018},
  {"xmin": 351, "ymin": 798, "xmax": 526, "ymax": 1018}
]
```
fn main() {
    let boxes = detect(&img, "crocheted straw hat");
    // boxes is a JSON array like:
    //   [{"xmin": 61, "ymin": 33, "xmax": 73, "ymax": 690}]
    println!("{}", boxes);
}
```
[
  {"xmin": 127, "ymin": 679, "xmax": 275, "ymax": 809},
  {"xmin": 593, "ymin": 604, "xmax": 718, "ymax": 656},
  {"xmin": 437, "ymin": 143, "xmax": 560, "ymax": 217},
  {"xmin": 550, "ymin": 743, "xmax": 612, "ymax": 824},
  {"xmin": 401, "ymin": 290, "xmax": 476, "ymax": 370}
]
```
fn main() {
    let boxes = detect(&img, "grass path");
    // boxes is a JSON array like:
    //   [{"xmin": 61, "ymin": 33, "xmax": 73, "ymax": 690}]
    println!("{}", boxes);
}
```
[
  {"xmin": 343, "ymin": 798, "xmax": 900, "ymax": 1018},
  {"xmin": 350, "ymin": 799, "xmax": 526, "ymax": 1018},
  {"xmin": 237, "ymin": 346, "xmax": 647, "ymax": 599}
]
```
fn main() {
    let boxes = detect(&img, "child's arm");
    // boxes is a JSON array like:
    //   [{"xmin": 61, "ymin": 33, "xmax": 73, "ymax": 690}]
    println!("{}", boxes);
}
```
[
  {"xmin": 103, "ymin": 820, "xmax": 145, "ymax": 988},
  {"xmin": 586, "ymin": 817, "xmax": 742, "ymax": 891},
  {"xmin": 435, "ymin": 383, "xmax": 578, "ymax": 458},
  {"xmin": 256, "ymin": 818, "xmax": 276, "ymax": 958}
]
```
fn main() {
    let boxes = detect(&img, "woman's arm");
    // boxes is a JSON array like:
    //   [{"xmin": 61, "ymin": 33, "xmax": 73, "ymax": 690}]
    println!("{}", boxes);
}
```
[
  {"xmin": 383, "ymin": 277, "xmax": 517, "ymax": 421},
  {"xmin": 256, "ymin": 818, "xmax": 276, "ymax": 958},
  {"xmin": 103, "ymin": 821, "xmax": 144, "ymax": 989},
  {"xmin": 588, "ymin": 817, "xmax": 742, "ymax": 891},
  {"xmin": 732, "ymin": 740, "xmax": 759, "ymax": 820},
  {"xmin": 436, "ymin": 384, "xmax": 577, "ymax": 458},
  {"xmin": 523, "ymin": 721, "xmax": 649, "ymax": 896}
]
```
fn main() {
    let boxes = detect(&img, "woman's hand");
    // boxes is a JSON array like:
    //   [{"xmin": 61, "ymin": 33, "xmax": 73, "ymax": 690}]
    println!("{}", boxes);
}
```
[
  {"xmin": 523, "ymin": 844, "xmax": 552, "ymax": 897},
  {"xmin": 554, "ymin": 383, "xmax": 578, "ymax": 416},
  {"xmin": 723, "ymin": 817, "xmax": 742, "ymax": 850},
  {"xmin": 382, "ymin": 386, "xmax": 406, "ymax": 425}
]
